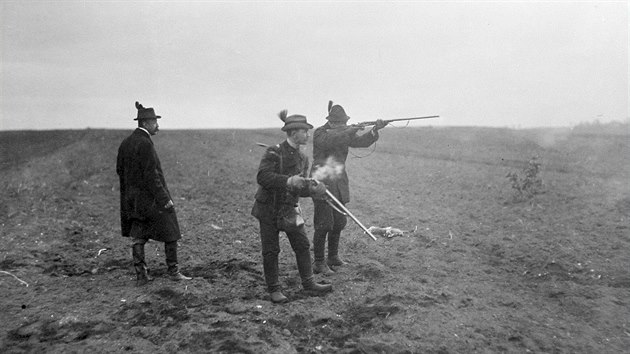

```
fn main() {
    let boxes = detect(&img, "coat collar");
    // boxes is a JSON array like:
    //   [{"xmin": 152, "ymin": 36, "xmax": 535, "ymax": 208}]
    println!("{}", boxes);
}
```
[
  {"xmin": 134, "ymin": 128, "xmax": 151, "ymax": 138},
  {"xmin": 137, "ymin": 127, "xmax": 151, "ymax": 137},
  {"xmin": 133, "ymin": 128, "xmax": 153, "ymax": 143},
  {"xmin": 279, "ymin": 140, "xmax": 294, "ymax": 151}
]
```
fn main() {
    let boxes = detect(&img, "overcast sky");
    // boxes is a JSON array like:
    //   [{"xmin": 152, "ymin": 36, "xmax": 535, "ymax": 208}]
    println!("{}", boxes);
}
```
[{"xmin": 1, "ymin": 1, "xmax": 627, "ymax": 130}]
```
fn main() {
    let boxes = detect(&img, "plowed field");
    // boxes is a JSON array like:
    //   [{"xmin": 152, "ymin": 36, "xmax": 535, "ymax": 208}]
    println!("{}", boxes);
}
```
[{"xmin": 1, "ymin": 126, "xmax": 628, "ymax": 353}]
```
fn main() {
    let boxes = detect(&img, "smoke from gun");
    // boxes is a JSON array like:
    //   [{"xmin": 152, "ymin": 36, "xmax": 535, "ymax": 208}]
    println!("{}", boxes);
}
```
[{"xmin": 312, "ymin": 157, "xmax": 343, "ymax": 181}]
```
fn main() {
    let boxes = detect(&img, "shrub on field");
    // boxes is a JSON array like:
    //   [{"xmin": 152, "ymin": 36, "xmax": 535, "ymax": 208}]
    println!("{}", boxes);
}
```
[{"xmin": 506, "ymin": 156, "xmax": 543, "ymax": 202}]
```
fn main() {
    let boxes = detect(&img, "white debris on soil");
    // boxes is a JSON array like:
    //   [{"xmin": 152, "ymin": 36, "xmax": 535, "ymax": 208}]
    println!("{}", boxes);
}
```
[{"xmin": 367, "ymin": 226, "xmax": 417, "ymax": 238}]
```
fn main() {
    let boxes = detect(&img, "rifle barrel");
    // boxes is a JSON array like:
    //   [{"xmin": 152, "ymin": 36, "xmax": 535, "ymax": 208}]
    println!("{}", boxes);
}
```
[
  {"xmin": 325, "ymin": 190, "xmax": 377, "ymax": 241},
  {"xmin": 357, "ymin": 115, "xmax": 439, "ymax": 126},
  {"xmin": 385, "ymin": 115, "xmax": 440, "ymax": 123}
]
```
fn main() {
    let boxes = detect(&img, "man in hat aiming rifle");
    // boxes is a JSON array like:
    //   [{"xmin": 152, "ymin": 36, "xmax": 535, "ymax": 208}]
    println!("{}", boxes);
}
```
[
  {"xmin": 251, "ymin": 110, "xmax": 332, "ymax": 303},
  {"xmin": 310, "ymin": 101, "xmax": 387, "ymax": 274},
  {"xmin": 117, "ymin": 101, "xmax": 191, "ymax": 286}
]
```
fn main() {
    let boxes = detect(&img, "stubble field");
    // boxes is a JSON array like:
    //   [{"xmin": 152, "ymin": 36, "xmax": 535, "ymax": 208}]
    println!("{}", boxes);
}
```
[{"xmin": 1, "ymin": 125, "xmax": 628, "ymax": 353}]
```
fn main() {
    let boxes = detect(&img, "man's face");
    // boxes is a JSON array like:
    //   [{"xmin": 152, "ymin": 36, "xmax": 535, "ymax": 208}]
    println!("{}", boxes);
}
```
[
  {"xmin": 143, "ymin": 119, "xmax": 159, "ymax": 135},
  {"xmin": 291, "ymin": 129, "xmax": 310, "ymax": 145}
]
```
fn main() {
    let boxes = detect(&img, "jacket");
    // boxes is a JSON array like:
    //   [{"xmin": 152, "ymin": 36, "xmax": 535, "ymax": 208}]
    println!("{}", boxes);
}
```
[
  {"xmin": 251, "ymin": 141, "xmax": 311, "ymax": 223},
  {"xmin": 311, "ymin": 122, "xmax": 379, "ymax": 204},
  {"xmin": 116, "ymin": 128, "xmax": 181, "ymax": 242}
]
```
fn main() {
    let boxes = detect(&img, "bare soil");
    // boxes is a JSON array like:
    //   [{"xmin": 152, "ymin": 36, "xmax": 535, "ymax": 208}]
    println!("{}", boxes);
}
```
[{"xmin": 1, "ymin": 126, "xmax": 628, "ymax": 353}]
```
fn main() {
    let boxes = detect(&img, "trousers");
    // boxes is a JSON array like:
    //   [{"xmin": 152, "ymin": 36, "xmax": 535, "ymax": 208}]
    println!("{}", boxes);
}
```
[
  {"xmin": 312, "ymin": 200, "xmax": 347, "ymax": 260},
  {"xmin": 313, "ymin": 199, "xmax": 347, "ymax": 232},
  {"xmin": 131, "ymin": 236, "xmax": 180, "ymax": 274},
  {"xmin": 258, "ymin": 220, "xmax": 314, "ymax": 292}
]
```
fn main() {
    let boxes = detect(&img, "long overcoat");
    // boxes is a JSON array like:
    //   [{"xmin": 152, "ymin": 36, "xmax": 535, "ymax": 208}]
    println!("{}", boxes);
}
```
[
  {"xmin": 311, "ymin": 122, "xmax": 379, "ymax": 204},
  {"xmin": 116, "ymin": 128, "xmax": 181, "ymax": 242},
  {"xmin": 251, "ymin": 141, "xmax": 311, "ymax": 224}
]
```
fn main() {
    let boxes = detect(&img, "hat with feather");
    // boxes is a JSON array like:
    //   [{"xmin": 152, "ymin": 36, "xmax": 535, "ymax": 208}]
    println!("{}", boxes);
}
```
[
  {"xmin": 326, "ymin": 100, "xmax": 350, "ymax": 122},
  {"xmin": 134, "ymin": 101, "xmax": 161, "ymax": 120},
  {"xmin": 278, "ymin": 110, "xmax": 313, "ymax": 131}
]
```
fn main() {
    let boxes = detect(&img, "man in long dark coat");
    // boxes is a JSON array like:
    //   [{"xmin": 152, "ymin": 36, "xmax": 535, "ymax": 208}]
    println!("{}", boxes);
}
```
[
  {"xmin": 251, "ymin": 110, "xmax": 331, "ymax": 303},
  {"xmin": 117, "ymin": 101, "xmax": 191, "ymax": 285},
  {"xmin": 310, "ymin": 101, "xmax": 386, "ymax": 274}
]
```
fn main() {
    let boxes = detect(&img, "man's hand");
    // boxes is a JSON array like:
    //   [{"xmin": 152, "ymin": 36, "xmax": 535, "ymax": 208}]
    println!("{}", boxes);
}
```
[
  {"xmin": 164, "ymin": 200, "xmax": 174, "ymax": 209},
  {"xmin": 373, "ymin": 119, "xmax": 387, "ymax": 131},
  {"xmin": 309, "ymin": 180, "xmax": 327, "ymax": 199},
  {"xmin": 287, "ymin": 175, "xmax": 307, "ymax": 191}
]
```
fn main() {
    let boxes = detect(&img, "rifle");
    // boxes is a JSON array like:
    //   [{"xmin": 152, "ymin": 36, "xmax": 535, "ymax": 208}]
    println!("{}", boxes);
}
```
[
  {"xmin": 327, "ymin": 115, "xmax": 439, "ymax": 130},
  {"xmin": 354, "ymin": 115, "xmax": 439, "ymax": 128}
]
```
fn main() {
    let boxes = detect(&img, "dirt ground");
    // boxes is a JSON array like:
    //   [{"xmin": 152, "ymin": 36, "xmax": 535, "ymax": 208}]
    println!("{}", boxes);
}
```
[{"xmin": 1, "ymin": 125, "xmax": 628, "ymax": 353}]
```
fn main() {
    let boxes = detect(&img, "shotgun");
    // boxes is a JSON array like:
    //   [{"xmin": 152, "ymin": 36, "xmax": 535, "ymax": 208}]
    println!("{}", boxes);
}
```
[{"xmin": 355, "ymin": 115, "xmax": 439, "ymax": 128}]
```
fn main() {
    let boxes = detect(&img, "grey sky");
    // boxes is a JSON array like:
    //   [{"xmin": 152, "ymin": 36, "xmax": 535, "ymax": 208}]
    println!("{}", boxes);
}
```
[{"xmin": 1, "ymin": 1, "xmax": 627, "ymax": 130}]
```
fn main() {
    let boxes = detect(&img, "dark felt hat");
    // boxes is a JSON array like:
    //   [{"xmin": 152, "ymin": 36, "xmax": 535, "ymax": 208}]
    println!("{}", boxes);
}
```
[
  {"xmin": 278, "ymin": 110, "xmax": 313, "ymax": 131},
  {"xmin": 134, "ymin": 101, "xmax": 161, "ymax": 120},
  {"xmin": 326, "ymin": 100, "xmax": 350, "ymax": 122}
]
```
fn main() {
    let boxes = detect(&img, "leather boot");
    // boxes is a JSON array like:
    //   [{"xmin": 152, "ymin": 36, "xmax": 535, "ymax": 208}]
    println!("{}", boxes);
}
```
[
  {"xmin": 327, "ymin": 231, "xmax": 347, "ymax": 267},
  {"xmin": 270, "ymin": 291, "xmax": 288, "ymax": 304},
  {"xmin": 165, "ymin": 241, "xmax": 192, "ymax": 281},
  {"xmin": 327, "ymin": 255, "xmax": 347, "ymax": 267},
  {"xmin": 313, "ymin": 260, "xmax": 335, "ymax": 275},
  {"xmin": 295, "ymin": 248, "xmax": 315, "ymax": 281},
  {"xmin": 132, "ymin": 244, "xmax": 153, "ymax": 286},
  {"xmin": 135, "ymin": 264, "xmax": 152, "ymax": 286},
  {"xmin": 303, "ymin": 278, "xmax": 333, "ymax": 295},
  {"xmin": 313, "ymin": 230, "xmax": 334, "ymax": 275},
  {"xmin": 262, "ymin": 252, "xmax": 281, "ymax": 293}
]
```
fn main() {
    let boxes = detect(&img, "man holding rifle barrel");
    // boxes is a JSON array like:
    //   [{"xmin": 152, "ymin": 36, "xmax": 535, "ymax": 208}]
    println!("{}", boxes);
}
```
[
  {"xmin": 310, "ymin": 101, "xmax": 388, "ymax": 274},
  {"xmin": 251, "ymin": 110, "xmax": 332, "ymax": 303}
]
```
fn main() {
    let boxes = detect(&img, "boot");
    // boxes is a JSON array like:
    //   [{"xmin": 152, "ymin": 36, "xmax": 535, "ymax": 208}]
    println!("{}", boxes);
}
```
[
  {"xmin": 135, "ymin": 265, "xmax": 153, "ymax": 286},
  {"xmin": 313, "ymin": 260, "xmax": 335, "ymax": 275},
  {"xmin": 294, "ymin": 247, "xmax": 330, "ymax": 299},
  {"xmin": 132, "ymin": 244, "xmax": 153, "ymax": 286},
  {"xmin": 165, "ymin": 241, "xmax": 192, "ymax": 281},
  {"xmin": 327, "ymin": 231, "xmax": 347, "ymax": 267},
  {"xmin": 294, "ymin": 248, "xmax": 319, "ymax": 282},
  {"xmin": 312, "ymin": 230, "xmax": 334, "ymax": 275},
  {"xmin": 303, "ymin": 279, "xmax": 333, "ymax": 295},
  {"xmin": 270, "ymin": 291, "xmax": 288, "ymax": 304},
  {"xmin": 327, "ymin": 255, "xmax": 347, "ymax": 267}
]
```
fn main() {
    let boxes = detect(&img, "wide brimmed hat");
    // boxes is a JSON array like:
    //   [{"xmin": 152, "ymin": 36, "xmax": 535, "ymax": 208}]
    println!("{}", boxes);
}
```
[
  {"xmin": 326, "ymin": 100, "xmax": 350, "ymax": 122},
  {"xmin": 134, "ymin": 101, "xmax": 161, "ymax": 120},
  {"xmin": 278, "ymin": 110, "xmax": 313, "ymax": 131}
]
